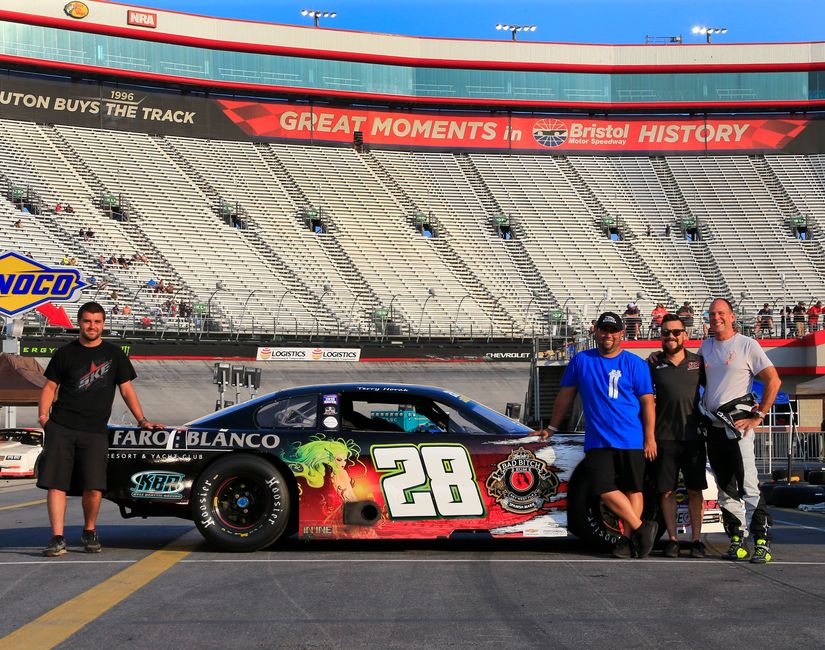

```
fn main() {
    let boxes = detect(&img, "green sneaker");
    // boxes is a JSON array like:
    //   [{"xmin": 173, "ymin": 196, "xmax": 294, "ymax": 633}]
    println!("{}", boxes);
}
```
[
  {"xmin": 723, "ymin": 535, "xmax": 749, "ymax": 561},
  {"xmin": 750, "ymin": 539, "xmax": 772, "ymax": 564}
]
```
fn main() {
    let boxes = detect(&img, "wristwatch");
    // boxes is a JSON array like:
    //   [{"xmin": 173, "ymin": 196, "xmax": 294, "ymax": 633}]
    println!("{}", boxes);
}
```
[{"xmin": 754, "ymin": 410, "xmax": 766, "ymax": 421}]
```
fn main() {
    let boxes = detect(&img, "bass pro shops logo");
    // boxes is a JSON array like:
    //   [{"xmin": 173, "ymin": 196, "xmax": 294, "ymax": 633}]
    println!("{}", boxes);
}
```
[
  {"xmin": 486, "ymin": 447, "xmax": 560, "ymax": 514},
  {"xmin": 0, "ymin": 252, "xmax": 86, "ymax": 317}
]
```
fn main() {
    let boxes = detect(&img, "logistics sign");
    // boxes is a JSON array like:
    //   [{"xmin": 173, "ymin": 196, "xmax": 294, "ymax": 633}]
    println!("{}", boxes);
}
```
[{"xmin": 0, "ymin": 252, "xmax": 86, "ymax": 317}]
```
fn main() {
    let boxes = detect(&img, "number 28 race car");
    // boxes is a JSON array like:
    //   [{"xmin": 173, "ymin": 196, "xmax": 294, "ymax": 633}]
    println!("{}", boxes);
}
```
[{"xmin": 105, "ymin": 383, "xmax": 721, "ymax": 552}]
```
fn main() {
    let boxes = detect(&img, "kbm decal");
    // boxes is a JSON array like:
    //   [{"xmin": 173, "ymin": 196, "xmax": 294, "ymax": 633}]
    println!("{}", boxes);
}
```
[
  {"xmin": 64, "ymin": 2, "xmax": 89, "ymax": 19},
  {"xmin": 486, "ymin": 447, "xmax": 560, "ymax": 514},
  {"xmin": 130, "ymin": 471, "xmax": 185, "ymax": 500},
  {"xmin": 0, "ymin": 252, "xmax": 86, "ymax": 317}
]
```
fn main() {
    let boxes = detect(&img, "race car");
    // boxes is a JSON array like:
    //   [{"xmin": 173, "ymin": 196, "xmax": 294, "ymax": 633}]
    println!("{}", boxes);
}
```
[
  {"xmin": 0, "ymin": 429, "xmax": 43, "ymax": 478},
  {"xmin": 105, "ymin": 383, "xmax": 721, "ymax": 552}
]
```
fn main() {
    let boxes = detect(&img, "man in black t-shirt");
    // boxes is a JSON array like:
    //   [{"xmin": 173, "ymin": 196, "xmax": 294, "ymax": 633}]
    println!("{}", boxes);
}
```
[
  {"xmin": 649, "ymin": 314, "xmax": 707, "ymax": 559},
  {"xmin": 37, "ymin": 301, "xmax": 162, "ymax": 557}
]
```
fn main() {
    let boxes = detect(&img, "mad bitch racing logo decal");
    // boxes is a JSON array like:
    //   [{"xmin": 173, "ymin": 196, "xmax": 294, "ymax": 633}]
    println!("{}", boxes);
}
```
[{"xmin": 486, "ymin": 447, "xmax": 559, "ymax": 514}]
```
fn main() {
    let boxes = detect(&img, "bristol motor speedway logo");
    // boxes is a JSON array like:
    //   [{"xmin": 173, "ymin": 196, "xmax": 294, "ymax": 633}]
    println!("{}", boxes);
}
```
[
  {"xmin": 0, "ymin": 252, "xmax": 86, "ymax": 317},
  {"xmin": 532, "ymin": 119, "xmax": 569, "ymax": 147},
  {"xmin": 486, "ymin": 447, "xmax": 560, "ymax": 514}
]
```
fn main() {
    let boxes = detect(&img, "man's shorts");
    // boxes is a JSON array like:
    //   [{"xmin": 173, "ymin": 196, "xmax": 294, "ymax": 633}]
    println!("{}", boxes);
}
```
[
  {"xmin": 36, "ymin": 421, "xmax": 108, "ymax": 493},
  {"xmin": 585, "ymin": 448, "xmax": 645, "ymax": 495},
  {"xmin": 652, "ymin": 439, "xmax": 708, "ymax": 493}
]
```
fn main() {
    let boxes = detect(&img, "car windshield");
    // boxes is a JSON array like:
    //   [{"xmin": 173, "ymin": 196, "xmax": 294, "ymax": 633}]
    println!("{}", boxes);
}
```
[{"xmin": 460, "ymin": 399, "xmax": 533, "ymax": 434}]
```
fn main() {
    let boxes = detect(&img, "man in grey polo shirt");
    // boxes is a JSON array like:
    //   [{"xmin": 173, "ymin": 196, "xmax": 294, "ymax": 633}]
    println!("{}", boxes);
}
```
[{"xmin": 701, "ymin": 299, "xmax": 781, "ymax": 563}]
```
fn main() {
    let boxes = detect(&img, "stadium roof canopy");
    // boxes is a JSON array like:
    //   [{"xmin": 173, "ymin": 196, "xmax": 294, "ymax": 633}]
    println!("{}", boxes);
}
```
[{"xmin": 1, "ymin": 0, "xmax": 824, "ymax": 112}]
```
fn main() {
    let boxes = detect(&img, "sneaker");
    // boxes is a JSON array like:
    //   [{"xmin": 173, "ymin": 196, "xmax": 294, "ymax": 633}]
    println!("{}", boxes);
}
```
[
  {"xmin": 690, "ymin": 541, "xmax": 706, "ymax": 559},
  {"xmin": 663, "ymin": 539, "xmax": 680, "ymax": 558},
  {"xmin": 750, "ymin": 539, "xmax": 772, "ymax": 564},
  {"xmin": 632, "ymin": 521, "xmax": 659, "ymax": 558},
  {"xmin": 43, "ymin": 535, "xmax": 67, "ymax": 557},
  {"xmin": 611, "ymin": 536, "xmax": 633, "ymax": 559},
  {"xmin": 80, "ymin": 529, "xmax": 102, "ymax": 553},
  {"xmin": 723, "ymin": 535, "xmax": 749, "ymax": 561}
]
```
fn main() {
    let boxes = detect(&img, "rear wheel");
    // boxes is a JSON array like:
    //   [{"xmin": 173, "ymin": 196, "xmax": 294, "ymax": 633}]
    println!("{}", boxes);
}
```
[{"xmin": 192, "ymin": 454, "xmax": 291, "ymax": 552}]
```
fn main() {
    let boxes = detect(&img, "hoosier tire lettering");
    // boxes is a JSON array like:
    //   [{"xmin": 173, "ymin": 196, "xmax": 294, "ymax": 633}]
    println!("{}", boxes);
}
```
[{"xmin": 192, "ymin": 454, "xmax": 290, "ymax": 552}]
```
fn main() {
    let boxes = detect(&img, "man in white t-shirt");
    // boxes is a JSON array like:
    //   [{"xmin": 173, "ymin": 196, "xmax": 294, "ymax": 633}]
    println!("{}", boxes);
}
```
[{"xmin": 700, "ymin": 299, "xmax": 781, "ymax": 563}]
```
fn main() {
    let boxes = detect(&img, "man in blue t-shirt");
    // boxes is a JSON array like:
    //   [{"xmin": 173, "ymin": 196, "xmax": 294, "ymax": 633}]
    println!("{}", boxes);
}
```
[{"xmin": 543, "ymin": 311, "xmax": 658, "ymax": 558}]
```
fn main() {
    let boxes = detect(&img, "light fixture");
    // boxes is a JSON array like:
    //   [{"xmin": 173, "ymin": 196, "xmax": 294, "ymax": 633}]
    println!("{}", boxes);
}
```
[
  {"xmin": 495, "ymin": 23, "xmax": 537, "ymax": 40},
  {"xmin": 692, "ymin": 25, "xmax": 727, "ymax": 43},
  {"xmin": 301, "ymin": 9, "xmax": 337, "ymax": 27}
]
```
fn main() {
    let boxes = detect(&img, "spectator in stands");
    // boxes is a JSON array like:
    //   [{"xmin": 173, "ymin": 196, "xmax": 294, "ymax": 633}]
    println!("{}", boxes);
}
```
[
  {"xmin": 86, "ymin": 229, "xmax": 94, "ymax": 239},
  {"xmin": 117, "ymin": 254, "xmax": 129, "ymax": 269},
  {"xmin": 623, "ymin": 303, "xmax": 642, "ymax": 340},
  {"xmin": 141, "ymin": 316, "xmax": 152, "ymax": 328},
  {"xmin": 112, "ymin": 304, "xmax": 120, "ymax": 316},
  {"xmin": 110, "ymin": 290, "xmax": 119, "ymax": 302},
  {"xmin": 645, "ymin": 225, "xmax": 651, "ymax": 237},
  {"xmin": 651, "ymin": 303, "xmax": 668, "ymax": 337},
  {"xmin": 664, "ymin": 224, "xmax": 671, "ymax": 237},
  {"xmin": 122, "ymin": 305, "xmax": 132, "ymax": 316},
  {"xmin": 79, "ymin": 228, "xmax": 86, "ymax": 240},
  {"xmin": 792, "ymin": 301, "xmax": 807, "ymax": 337},
  {"xmin": 61, "ymin": 255, "xmax": 70, "ymax": 265},
  {"xmin": 96, "ymin": 255, "xmax": 105, "ymax": 270},
  {"xmin": 13, "ymin": 219, "xmax": 22, "ymax": 228},
  {"xmin": 155, "ymin": 279, "xmax": 165, "ymax": 294},
  {"xmin": 676, "ymin": 301, "xmax": 695, "ymax": 338},
  {"xmin": 136, "ymin": 252, "xmax": 149, "ymax": 263},
  {"xmin": 64, "ymin": 203, "xmax": 74, "ymax": 214},
  {"xmin": 107, "ymin": 254, "xmax": 118, "ymax": 265},
  {"xmin": 808, "ymin": 301, "xmax": 823, "ymax": 333},
  {"xmin": 165, "ymin": 283, "xmax": 175, "ymax": 294},
  {"xmin": 588, "ymin": 320, "xmax": 597, "ymax": 339},
  {"xmin": 55, "ymin": 203, "xmax": 62, "ymax": 213},
  {"xmin": 755, "ymin": 303, "xmax": 774, "ymax": 337},
  {"xmin": 68, "ymin": 257, "xmax": 77, "ymax": 266}
]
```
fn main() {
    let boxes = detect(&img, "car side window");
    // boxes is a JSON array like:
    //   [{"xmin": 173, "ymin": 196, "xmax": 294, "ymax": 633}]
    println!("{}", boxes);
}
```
[{"xmin": 255, "ymin": 395, "xmax": 317, "ymax": 430}]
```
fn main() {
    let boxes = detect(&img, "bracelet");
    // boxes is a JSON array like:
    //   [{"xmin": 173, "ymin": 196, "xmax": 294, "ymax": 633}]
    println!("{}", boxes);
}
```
[
  {"xmin": 38, "ymin": 414, "xmax": 48, "ymax": 422},
  {"xmin": 138, "ymin": 417, "xmax": 148, "ymax": 425},
  {"xmin": 547, "ymin": 425, "xmax": 560, "ymax": 432}
]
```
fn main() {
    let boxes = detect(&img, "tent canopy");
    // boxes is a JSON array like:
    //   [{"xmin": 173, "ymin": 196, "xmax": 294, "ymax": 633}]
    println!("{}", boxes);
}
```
[
  {"xmin": 0, "ymin": 353, "xmax": 46, "ymax": 406},
  {"xmin": 793, "ymin": 375, "xmax": 825, "ymax": 397}
]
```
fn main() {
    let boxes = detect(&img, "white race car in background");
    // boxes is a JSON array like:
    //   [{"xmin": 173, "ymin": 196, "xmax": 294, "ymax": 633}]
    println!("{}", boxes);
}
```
[{"xmin": 0, "ymin": 429, "xmax": 43, "ymax": 478}]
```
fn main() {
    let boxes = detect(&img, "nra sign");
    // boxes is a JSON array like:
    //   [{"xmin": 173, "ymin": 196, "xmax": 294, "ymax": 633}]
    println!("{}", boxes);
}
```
[{"xmin": 127, "ymin": 10, "xmax": 157, "ymax": 28}]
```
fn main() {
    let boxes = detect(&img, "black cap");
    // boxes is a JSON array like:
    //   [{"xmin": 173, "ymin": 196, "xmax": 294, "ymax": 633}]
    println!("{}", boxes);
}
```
[{"xmin": 596, "ymin": 312, "xmax": 624, "ymax": 331}]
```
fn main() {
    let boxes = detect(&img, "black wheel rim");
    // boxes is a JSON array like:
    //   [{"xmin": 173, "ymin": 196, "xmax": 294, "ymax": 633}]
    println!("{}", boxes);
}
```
[{"xmin": 214, "ymin": 475, "xmax": 271, "ymax": 531}]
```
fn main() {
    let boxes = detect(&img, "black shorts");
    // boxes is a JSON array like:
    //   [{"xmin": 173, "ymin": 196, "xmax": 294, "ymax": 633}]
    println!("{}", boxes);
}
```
[
  {"xmin": 653, "ymin": 439, "xmax": 708, "ymax": 493},
  {"xmin": 585, "ymin": 448, "xmax": 645, "ymax": 495},
  {"xmin": 36, "ymin": 421, "xmax": 109, "ymax": 493}
]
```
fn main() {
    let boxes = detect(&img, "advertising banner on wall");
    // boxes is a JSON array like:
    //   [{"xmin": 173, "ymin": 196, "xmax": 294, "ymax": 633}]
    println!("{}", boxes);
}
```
[
  {"xmin": 1, "ymin": 74, "xmax": 823, "ymax": 155},
  {"xmin": 255, "ymin": 347, "xmax": 361, "ymax": 362}
]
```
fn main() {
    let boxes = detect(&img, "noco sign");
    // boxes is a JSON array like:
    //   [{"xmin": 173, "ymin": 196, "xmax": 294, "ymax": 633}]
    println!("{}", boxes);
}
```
[{"xmin": 0, "ymin": 252, "xmax": 86, "ymax": 317}]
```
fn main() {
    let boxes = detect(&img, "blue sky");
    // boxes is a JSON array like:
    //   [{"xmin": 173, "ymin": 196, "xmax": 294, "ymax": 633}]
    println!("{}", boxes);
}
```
[{"xmin": 130, "ymin": 0, "xmax": 824, "ymax": 44}]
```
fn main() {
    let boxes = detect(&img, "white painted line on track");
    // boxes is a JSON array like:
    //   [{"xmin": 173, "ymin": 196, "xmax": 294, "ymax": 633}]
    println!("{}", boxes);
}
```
[
  {"xmin": 1, "ymin": 557, "xmax": 824, "ymax": 566},
  {"xmin": 773, "ymin": 518, "xmax": 825, "ymax": 534}
]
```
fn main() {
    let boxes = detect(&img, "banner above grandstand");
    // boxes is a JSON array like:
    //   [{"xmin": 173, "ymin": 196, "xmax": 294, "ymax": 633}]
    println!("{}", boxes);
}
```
[{"xmin": 1, "ymin": 75, "xmax": 823, "ymax": 155}]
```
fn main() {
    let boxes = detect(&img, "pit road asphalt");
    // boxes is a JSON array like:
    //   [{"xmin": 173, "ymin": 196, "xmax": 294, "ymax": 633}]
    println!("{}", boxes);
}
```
[{"xmin": 1, "ymin": 478, "xmax": 824, "ymax": 649}]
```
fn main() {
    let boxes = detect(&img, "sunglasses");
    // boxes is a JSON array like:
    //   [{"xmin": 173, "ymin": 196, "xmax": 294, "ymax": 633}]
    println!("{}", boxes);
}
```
[{"xmin": 661, "ymin": 328, "xmax": 686, "ymax": 337}]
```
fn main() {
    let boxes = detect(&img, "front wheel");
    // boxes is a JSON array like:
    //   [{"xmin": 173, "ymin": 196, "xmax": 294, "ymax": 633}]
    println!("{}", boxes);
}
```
[
  {"xmin": 566, "ymin": 463, "xmax": 663, "ymax": 552},
  {"xmin": 566, "ymin": 465, "xmax": 622, "ymax": 552},
  {"xmin": 192, "ymin": 454, "xmax": 291, "ymax": 552}
]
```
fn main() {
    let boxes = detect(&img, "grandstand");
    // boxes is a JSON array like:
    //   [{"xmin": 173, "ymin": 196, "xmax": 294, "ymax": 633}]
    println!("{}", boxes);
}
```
[{"xmin": 1, "ymin": 0, "xmax": 824, "ymax": 340}]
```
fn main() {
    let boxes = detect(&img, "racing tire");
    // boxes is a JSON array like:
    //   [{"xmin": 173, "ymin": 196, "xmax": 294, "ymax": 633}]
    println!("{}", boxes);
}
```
[
  {"xmin": 770, "ymin": 483, "xmax": 825, "ymax": 508},
  {"xmin": 567, "ymin": 465, "xmax": 621, "ymax": 552},
  {"xmin": 804, "ymin": 470, "xmax": 825, "ymax": 485},
  {"xmin": 192, "ymin": 454, "xmax": 291, "ymax": 552}
]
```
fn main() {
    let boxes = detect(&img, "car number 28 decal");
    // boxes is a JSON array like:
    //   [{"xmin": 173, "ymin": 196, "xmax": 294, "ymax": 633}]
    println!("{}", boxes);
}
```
[{"xmin": 370, "ymin": 444, "xmax": 485, "ymax": 519}]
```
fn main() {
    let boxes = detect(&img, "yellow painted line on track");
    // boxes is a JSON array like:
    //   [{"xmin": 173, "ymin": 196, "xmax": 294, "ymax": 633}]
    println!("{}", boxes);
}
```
[
  {"xmin": 0, "ymin": 533, "xmax": 194, "ymax": 650},
  {"xmin": 0, "ymin": 498, "xmax": 46, "ymax": 511}
]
